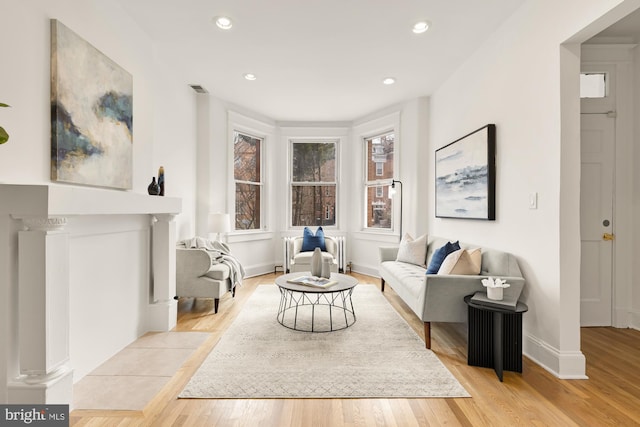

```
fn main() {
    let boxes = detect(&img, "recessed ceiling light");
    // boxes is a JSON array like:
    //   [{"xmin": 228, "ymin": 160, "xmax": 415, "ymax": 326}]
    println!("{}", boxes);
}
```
[
  {"xmin": 244, "ymin": 73, "xmax": 257, "ymax": 81},
  {"xmin": 413, "ymin": 21, "xmax": 430, "ymax": 34},
  {"xmin": 214, "ymin": 16, "xmax": 233, "ymax": 30},
  {"xmin": 382, "ymin": 77, "xmax": 396, "ymax": 85}
]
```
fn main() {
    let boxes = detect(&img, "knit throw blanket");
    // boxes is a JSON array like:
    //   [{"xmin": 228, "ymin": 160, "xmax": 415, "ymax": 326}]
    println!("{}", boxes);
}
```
[{"xmin": 178, "ymin": 237, "xmax": 245, "ymax": 287}]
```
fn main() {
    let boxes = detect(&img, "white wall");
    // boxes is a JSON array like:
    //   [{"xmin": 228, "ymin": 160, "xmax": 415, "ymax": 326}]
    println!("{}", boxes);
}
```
[
  {"xmin": 0, "ymin": 0, "xmax": 197, "ymax": 236},
  {"xmin": 153, "ymin": 68, "xmax": 198, "ymax": 239},
  {"xmin": 0, "ymin": 0, "xmax": 198, "ymax": 397},
  {"xmin": 428, "ymin": 0, "xmax": 640, "ymax": 377}
]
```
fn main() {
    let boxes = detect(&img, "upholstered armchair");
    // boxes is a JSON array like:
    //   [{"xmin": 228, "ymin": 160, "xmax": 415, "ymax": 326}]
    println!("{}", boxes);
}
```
[
  {"xmin": 286, "ymin": 235, "xmax": 341, "ymax": 273},
  {"xmin": 175, "ymin": 248, "xmax": 234, "ymax": 313},
  {"xmin": 284, "ymin": 227, "xmax": 346, "ymax": 273}
]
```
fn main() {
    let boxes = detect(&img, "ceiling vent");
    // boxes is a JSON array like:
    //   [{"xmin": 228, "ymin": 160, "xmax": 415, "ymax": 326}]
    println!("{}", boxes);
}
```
[{"xmin": 189, "ymin": 84, "xmax": 208, "ymax": 94}]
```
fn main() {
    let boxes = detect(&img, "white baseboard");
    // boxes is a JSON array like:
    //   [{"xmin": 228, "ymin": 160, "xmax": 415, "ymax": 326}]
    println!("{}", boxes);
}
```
[
  {"xmin": 351, "ymin": 263, "xmax": 380, "ymax": 278},
  {"xmin": 630, "ymin": 309, "xmax": 640, "ymax": 330},
  {"xmin": 523, "ymin": 333, "xmax": 587, "ymax": 379},
  {"xmin": 612, "ymin": 307, "xmax": 640, "ymax": 329},
  {"xmin": 244, "ymin": 263, "xmax": 278, "ymax": 278},
  {"xmin": 614, "ymin": 307, "xmax": 627, "ymax": 328}
]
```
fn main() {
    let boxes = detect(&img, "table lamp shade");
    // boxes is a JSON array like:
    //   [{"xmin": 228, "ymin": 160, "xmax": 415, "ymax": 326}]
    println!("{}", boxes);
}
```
[{"xmin": 209, "ymin": 213, "xmax": 230, "ymax": 237}]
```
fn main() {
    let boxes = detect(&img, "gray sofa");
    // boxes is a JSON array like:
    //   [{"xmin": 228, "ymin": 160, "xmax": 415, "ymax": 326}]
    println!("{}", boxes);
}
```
[{"xmin": 379, "ymin": 236, "xmax": 525, "ymax": 349}]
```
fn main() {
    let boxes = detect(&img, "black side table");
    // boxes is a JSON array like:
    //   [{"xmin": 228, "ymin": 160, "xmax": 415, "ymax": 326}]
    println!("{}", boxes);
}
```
[{"xmin": 464, "ymin": 294, "xmax": 528, "ymax": 381}]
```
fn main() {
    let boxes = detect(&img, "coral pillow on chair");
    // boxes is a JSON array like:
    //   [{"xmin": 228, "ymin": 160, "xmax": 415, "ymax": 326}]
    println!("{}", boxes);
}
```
[{"xmin": 301, "ymin": 226, "xmax": 327, "ymax": 252}]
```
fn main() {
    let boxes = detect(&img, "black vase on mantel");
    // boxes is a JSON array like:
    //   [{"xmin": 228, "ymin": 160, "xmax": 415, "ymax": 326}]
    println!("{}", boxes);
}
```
[{"xmin": 147, "ymin": 177, "xmax": 160, "ymax": 195}]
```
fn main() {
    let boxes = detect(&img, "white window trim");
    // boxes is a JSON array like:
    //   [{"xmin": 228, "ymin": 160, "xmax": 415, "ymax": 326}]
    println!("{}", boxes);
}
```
[
  {"xmin": 352, "ymin": 111, "xmax": 401, "ymax": 235},
  {"xmin": 228, "ymin": 111, "xmax": 275, "ymax": 235},
  {"xmin": 233, "ymin": 130, "xmax": 264, "ymax": 231},
  {"xmin": 364, "ymin": 131, "xmax": 395, "ymax": 231},
  {"xmin": 280, "ymin": 125, "xmax": 350, "ymax": 232},
  {"xmin": 289, "ymin": 138, "xmax": 339, "ymax": 229}
]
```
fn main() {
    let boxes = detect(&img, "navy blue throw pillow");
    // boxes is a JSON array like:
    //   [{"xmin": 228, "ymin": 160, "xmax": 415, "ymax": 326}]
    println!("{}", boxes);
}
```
[
  {"xmin": 301, "ymin": 226, "xmax": 327, "ymax": 252},
  {"xmin": 426, "ymin": 241, "xmax": 461, "ymax": 274}
]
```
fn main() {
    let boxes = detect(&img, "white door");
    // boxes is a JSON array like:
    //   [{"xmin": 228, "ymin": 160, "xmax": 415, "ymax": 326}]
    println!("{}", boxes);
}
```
[
  {"xmin": 580, "ymin": 64, "xmax": 617, "ymax": 327},
  {"xmin": 580, "ymin": 112, "xmax": 615, "ymax": 326}
]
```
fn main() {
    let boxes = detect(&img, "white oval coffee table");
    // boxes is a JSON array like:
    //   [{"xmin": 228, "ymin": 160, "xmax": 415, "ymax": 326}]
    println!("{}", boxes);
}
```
[{"xmin": 275, "ymin": 272, "xmax": 358, "ymax": 332}]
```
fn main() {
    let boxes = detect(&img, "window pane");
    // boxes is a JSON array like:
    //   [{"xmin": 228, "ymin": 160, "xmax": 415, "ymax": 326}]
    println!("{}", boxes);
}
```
[
  {"xmin": 366, "ymin": 185, "xmax": 391, "ymax": 228},
  {"xmin": 292, "ymin": 142, "xmax": 336, "ymax": 182},
  {"xmin": 291, "ymin": 185, "xmax": 336, "ymax": 226},
  {"xmin": 234, "ymin": 132, "xmax": 261, "ymax": 182},
  {"xmin": 580, "ymin": 73, "xmax": 607, "ymax": 98},
  {"xmin": 367, "ymin": 134, "xmax": 394, "ymax": 181},
  {"xmin": 235, "ymin": 183, "xmax": 261, "ymax": 230}
]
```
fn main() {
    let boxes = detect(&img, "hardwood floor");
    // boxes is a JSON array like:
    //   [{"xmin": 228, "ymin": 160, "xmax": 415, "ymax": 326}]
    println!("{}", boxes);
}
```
[{"xmin": 70, "ymin": 272, "xmax": 640, "ymax": 426}]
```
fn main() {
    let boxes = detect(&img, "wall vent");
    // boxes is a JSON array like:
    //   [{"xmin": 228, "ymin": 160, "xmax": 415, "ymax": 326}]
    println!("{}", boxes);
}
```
[{"xmin": 189, "ymin": 84, "xmax": 208, "ymax": 94}]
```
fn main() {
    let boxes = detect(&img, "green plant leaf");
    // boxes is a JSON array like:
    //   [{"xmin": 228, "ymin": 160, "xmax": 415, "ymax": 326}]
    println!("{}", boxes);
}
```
[
  {"xmin": 0, "ymin": 103, "xmax": 9, "ymax": 108},
  {"xmin": 0, "ymin": 126, "xmax": 8, "ymax": 144}
]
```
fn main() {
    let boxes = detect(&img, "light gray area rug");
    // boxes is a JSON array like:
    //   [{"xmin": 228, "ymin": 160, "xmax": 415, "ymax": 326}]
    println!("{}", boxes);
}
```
[{"xmin": 180, "ymin": 284, "xmax": 470, "ymax": 399}]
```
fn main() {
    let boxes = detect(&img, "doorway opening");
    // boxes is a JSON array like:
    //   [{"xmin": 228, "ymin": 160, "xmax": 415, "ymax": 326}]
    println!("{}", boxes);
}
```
[{"xmin": 579, "ymin": 10, "xmax": 639, "ymax": 328}]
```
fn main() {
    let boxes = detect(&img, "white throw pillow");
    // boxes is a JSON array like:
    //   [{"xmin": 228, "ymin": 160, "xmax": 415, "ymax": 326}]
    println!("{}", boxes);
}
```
[
  {"xmin": 438, "ymin": 248, "xmax": 481, "ymax": 275},
  {"xmin": 395, "ymin": 233, "xmax": 428, "ymax": 266}
]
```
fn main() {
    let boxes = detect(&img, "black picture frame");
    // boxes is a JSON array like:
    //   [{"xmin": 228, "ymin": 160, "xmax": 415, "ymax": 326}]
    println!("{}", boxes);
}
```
[{"xmin": 435, "ymin": 124, "xmax": 496, "ymax": 220}]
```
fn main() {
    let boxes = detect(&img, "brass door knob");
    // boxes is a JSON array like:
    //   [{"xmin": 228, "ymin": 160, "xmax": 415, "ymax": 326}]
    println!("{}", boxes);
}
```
[{"xmin": 603, "ymin": 233, "xmax": 615, "ymax": 241}]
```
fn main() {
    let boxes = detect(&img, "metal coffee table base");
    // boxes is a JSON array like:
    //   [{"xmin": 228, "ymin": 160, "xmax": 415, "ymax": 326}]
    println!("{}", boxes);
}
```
[{"xmin": 277, "ymin": 287, "xmax": 356, "ymax": 332}]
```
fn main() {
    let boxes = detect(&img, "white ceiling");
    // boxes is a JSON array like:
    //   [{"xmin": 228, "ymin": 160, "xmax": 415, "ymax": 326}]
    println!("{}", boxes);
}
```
[{"xmin": 116, "ymin": 0, "xmax": 528, "ymax": 122}]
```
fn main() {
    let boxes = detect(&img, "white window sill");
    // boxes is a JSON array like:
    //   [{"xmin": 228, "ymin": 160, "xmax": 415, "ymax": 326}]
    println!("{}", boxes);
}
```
[
  {"xmin": 352, "ymin": 230, "xmax": 400, "ymax": 243},
  {"xmin": 227, "ymin": 230, "xmax": 275, "ymax": 243}
]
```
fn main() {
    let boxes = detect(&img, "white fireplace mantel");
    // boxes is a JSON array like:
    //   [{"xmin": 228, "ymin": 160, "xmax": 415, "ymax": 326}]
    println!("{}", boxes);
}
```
[
  {"xmin": 0, "ymin": 183, "xmax": 181, "ymax": 217},
  {"xmin": 0, "ymin": 184, "xmax": 182, "ymax": 405}
]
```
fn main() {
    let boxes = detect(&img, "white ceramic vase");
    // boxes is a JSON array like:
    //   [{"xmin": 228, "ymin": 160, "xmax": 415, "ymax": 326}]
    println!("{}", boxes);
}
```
[
  {"xmin": 487, "ymin": 286, "xmax": 503, "ymax": 301},
  {"xmin": 321, "ymin": 258, "xmax": 331, "ymax": 278},
  {"xmin": 311, "ymin": 247, "xmax": 322, "ymax": 277}
]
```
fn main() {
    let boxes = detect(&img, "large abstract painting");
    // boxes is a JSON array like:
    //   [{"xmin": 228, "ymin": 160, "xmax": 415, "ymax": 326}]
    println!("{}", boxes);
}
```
[
  {"xmin": 51, "ymin": 20, "xmax": 132, "ymax": 189},
  {"xmin": 435, "ymin": 124, "xmax": 496, "ymax": 220}
]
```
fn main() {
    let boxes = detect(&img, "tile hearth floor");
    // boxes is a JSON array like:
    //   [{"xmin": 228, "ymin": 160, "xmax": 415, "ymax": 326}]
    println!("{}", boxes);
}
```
[{"xmin": 73, "ymin": 331, "xmax": 209, "ymax": 411}]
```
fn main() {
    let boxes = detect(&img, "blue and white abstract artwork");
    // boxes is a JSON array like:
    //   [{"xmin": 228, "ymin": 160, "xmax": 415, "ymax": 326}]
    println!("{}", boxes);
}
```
[
  {"xmin": 51, "ymin": 20, "xmax": 133, "ymax": 190},
  {"xmin": 435, "ymin": 125, "xmax": 495, "ymax": 220}
]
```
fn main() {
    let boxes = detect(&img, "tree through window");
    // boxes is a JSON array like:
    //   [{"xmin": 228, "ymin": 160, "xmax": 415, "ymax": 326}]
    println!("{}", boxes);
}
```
[
  {"xmin": 234, "ymin": 131, "xmax": 262, "ymax": 230},
  {"xmin": 291, "ymin": 141, "xmax": 337, "ymax": 227}
]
